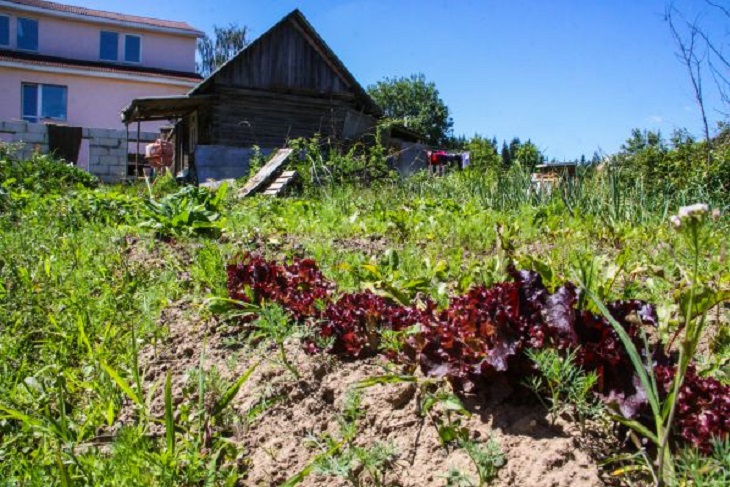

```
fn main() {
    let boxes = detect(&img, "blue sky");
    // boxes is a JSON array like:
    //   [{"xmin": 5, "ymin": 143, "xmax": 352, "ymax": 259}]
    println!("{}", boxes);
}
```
[{"xmin": 74, "ymin": 0, "xmax": 726, "ymax": 160}]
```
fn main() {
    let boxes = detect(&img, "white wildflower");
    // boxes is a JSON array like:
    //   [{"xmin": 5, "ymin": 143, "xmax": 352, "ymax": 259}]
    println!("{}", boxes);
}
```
[
  {"xmin": 712, "ymin": 209, "xmax": 721, "ymax": 221},
  {"xmin": 678, "ymin": 203, "xmax": 709, "ymax": 219},
  {"xmin": 669, "ymin": 215, "xmax": 682, "ymax": 229}
]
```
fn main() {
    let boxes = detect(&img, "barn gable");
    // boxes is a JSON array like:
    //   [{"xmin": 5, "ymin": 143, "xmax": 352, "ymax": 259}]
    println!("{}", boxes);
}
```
[{"xmin": 190, "ymin": 9, "xmax": 381, "ymax": 116}]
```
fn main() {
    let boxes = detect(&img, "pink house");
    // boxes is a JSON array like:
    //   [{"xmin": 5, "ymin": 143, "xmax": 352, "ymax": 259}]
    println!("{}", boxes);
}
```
[{"xmin": 0, "ymin": 0, "xmax": 202, "ymax": 131}]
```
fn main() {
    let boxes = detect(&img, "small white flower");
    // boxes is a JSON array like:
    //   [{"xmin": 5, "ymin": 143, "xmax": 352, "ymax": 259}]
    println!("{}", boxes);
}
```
[
  {"xmin": 669, "ymin": 215, "xmax": 682, "ymax": 229},
  {"xmin": 712, "ymin": 209, "xmax": 721, "ymax": 221},
  {"xmin": 678, "ymin": 203, "xmax": 709, "ymax": 219}
]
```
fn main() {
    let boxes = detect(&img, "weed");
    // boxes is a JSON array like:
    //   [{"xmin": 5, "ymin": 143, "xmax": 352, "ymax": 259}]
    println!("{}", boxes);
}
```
[
  {"xmin": 524, "ymin": 348, "xmax": 603, "ymax": 430},
  {"xmin": 252, "ymin": 303, "xmax": 300, "ymax": 379},
  {"xmin": 459, "ymin": 437, "xmax": 505, "ymax": 486}
]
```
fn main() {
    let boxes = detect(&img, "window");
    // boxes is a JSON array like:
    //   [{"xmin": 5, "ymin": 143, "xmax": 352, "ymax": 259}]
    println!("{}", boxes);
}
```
[
  {"xmin": 99, "ymin": 31, "xmax": 118, "ymax": 61},
  {"xmin": 0, "ymin": 16, "xmax": 9, "ymax": 46},
  {"xmin": 22, "ymin": 83, "xmax": 67, "ymax": 123},
  {"xmin": 17, "ymin": 17, "xmax": 38, "ymax": 51},
  {"xmin": 124, "ymin": 34, "xmax": 141, "ymax": 63}
]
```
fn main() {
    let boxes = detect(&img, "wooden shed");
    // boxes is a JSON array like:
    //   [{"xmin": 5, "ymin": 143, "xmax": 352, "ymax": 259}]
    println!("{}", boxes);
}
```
[{"xmin": 122, "ymin": 9, "xmax": 382, "ymax": 181}]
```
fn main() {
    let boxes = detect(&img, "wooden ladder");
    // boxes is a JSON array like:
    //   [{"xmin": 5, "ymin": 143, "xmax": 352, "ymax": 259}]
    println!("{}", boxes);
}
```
[
  {"xmin": 261, "ymin": 170, "xmax": 298, "ymax": 196},
  {"xmin": 237, "ymin": 148, "xmax": 294, "ymax": 198}
]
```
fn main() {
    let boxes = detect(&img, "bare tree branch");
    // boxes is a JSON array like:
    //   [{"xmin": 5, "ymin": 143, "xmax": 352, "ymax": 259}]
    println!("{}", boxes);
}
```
[
  {"xmin": 704, "ymin": 0, "xmax": 730, "ymax": 19},
  {"xmin": 667, "ymin": 5, "xmax": 712, "ymax": 151}
]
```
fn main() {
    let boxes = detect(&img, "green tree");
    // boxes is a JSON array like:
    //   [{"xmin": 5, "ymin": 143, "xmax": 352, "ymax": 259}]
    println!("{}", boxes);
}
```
[
  {"xmin": 466, "ymin": 135, "xmax": 501, "ymax": 172},
  {"xmin": 514, "ymin": 140, "xmax": 543, "ymax": 170},
  {"xmin": 367, "ymin": 73, "xmax": 453, "ymax": 146},
  {"xmin": 197, "ymin": 24, "xmax": 249, "ymax": 77},
  {"xmin": 501, "ymin": 141, "xmax": 511, "ymax": 168}
]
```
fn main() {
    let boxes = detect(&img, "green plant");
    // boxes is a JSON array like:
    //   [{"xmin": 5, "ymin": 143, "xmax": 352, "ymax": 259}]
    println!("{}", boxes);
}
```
[
  {"xmin": 524, "ymin": 348, "xmax": 602, "ymax": 430},
  {"xmin": 252, "ymin": 303, "xmax": 300, "ymax": 379},
  {"xmin": 444, "ymin": 467, "xmax": 478, "ymax": 487},
  {"xmin": 588, "ymin": 203, "xmax": 727, "ymax": 486},
  {"xmin": 142, "ymin": 183, "xmax": 228, "ymax": 238},
  {"xmin": 459, "ymin": 437, "xmax": 505, "ymax": 487},
  {"xmin": 246, "ymin": 145, "xmax": 266, "ymax": 179},
  {"xmin": 420, "ymin": 388, "xmax": 471, "ymax": 446},
  {"xmin": 676, "ymin": 438, "xmax": 730, "ymax": 486},
  {"xmin": 305, "ymin": 390, "xmax": 399, "ymax": 487}
]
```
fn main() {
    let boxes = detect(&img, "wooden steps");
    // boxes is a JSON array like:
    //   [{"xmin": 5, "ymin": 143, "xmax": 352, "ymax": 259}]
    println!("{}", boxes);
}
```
[
  {"xmin": 261, "ymin": 170, "xmax": 298, "ymax": 196},
  {"xmin": 237, "ymin": 148, "xmax": 294, "ymax": 198}
]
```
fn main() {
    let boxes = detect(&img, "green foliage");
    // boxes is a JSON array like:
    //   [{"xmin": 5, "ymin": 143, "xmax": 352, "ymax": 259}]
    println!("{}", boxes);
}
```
[
  {"xmin": 0, "ymin": 142, "xmax": 98, "ymax": 209},
  {"xmin": 306, "ymin": 389, "xmax": 399, "ymax": 487},
  {"xmin": 252, "ymin": 303, "xmax": 300, "ymax": 378},
  {"xmin": 289, "ymin": 132, "xmax": 395, "ymax": 188},
  {"xmin": 465, "ymin": 135, "xmax": 501, "ymax": 174},
  {"xmin": 1, "ymin": 142, "xmax": 728, "ymax": 486},
  {"xmin": 420, "ymin": 388, "xmax": 471, "ymax": 446},
  {"xmin": 142, "ymin": 183, "xmax": 228, "ymax": 238},
  {"xmin": 367, "ymin": 73, "xmax": 453, "ymax": 146},
  {"xmin": 611, "ymin": 127, "xmax": 730, "ymax": 198},
  {"xmin": 459, "ymin": 437, "xmax": 506, "ymax": 487},
  {"xmin": 524, "ymin": 348, "xmax": 602, "ymax": 430},
  {"xmin": 245, "ymin": 145, "xmax": 266, "ymax": 180},
  {"xmin": 676, "ymin": 439, "xmax": 730, "ymax": 486}
]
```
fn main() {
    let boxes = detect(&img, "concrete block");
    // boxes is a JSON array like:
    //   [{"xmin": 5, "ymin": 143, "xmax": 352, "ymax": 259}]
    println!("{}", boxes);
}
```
[
  {"xmin": 99, "ymin": 155, "xmax": 123, "ymax": 165},
  {"xmin": 16, "ymin": 133, "xmax": 46, "ymax": 144},
  {"xmin": 26, "ymin": 123, "xmax": 47, "ymax": 134},
  {"xmin": 1, "ymin": 120, "xmax": 27, "ymax": 133},
  {"xmin": 87, "ymin": 128, "xmax": 114, "ymax": 139}
]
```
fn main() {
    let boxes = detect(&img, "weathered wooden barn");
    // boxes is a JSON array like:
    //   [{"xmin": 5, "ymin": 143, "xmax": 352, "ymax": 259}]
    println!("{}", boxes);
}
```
[{"xmin": 122, "ymin": 9, "xmax": 384, "ymax": 181}]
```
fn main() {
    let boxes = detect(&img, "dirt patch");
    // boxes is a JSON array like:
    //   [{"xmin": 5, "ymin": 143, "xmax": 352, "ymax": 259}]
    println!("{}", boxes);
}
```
[{"xmin": 124, "ymin": 294, "xmax": 607, "ymax": 487}]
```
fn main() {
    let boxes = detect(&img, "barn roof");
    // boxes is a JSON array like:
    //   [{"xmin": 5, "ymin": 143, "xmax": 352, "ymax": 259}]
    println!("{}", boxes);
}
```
[{"xmin": 189, "ymin": 9, "xmax": 382, "ymax": 117}]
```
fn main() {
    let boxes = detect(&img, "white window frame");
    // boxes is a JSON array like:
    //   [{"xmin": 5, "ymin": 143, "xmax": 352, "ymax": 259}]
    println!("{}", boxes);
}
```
[
  {"xmin": 17, "ymin": 16, "xmax": 39, "ymax": 52},
  {"xmin": 99, "ymin": 30, "xmax": 119, "ymax": 61},
  {"xmin": 123, "ymin": 34, "xmax": 142, "ymax": 63},
  {"xmin": 0, "ymin": 15, "xmax": 9, "ymax": 47},
  {"xmin": 21, "ymin": 83, "xmax": 68, "ymax": 123}
]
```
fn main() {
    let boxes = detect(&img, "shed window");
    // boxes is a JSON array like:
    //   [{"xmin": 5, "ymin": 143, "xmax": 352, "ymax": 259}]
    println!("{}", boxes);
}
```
[
  {"xmin": 99, "ymin": 31, "xmax": 118, "ymax": 61},
  {"xmin": 22, "ymin": 83, "xmax": 67, "ymax": 123},
  {"xmin": 124, "ymin": 35, "xmax": 141, "ymax": 63},
  {"xmin": 0, "ymin": 16, "xmax": 9, "ymax": 46},
  {"xmin": 17, "ymin": 17, "xmax": 38, "ymax": 51}
]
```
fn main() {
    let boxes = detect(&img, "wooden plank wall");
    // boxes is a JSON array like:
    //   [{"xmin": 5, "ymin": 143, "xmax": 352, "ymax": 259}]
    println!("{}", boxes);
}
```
[
  {"xmin": 213, "ymin": 20, "xmax": 350, "ymax": 95},
  {"xmin": 208, "ymin": 89, "xmax": 351, "ymax": 147}
]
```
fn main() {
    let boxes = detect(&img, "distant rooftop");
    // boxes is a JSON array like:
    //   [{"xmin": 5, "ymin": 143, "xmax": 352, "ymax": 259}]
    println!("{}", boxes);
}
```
[{"xmin": 2, "ymin": 0, "xmax": 203, "ymax": 35}]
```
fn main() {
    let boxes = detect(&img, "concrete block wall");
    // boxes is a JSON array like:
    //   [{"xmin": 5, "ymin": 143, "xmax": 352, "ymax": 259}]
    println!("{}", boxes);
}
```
[{"xmin": 0, "ymin": 121, "xmax": 157, "ymax": 183}]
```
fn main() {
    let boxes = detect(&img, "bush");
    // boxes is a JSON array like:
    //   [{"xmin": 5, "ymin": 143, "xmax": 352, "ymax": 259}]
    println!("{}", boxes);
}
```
[{"xmin": 0, "ymin": 142, "xmax": 98, "ymax": 194}]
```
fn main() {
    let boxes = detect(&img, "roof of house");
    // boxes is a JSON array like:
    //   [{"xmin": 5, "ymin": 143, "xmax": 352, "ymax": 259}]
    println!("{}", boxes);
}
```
[
  {"xmin": 0, "ymin": 48, "xmax": 203, "ymax": 83},
  {"xmin": 2, "ymin": 0, "xmax": 203, "ymax": 35},
  {"xmin": 189, "ymin": 9, "xmax": 382, "ymax": 116}
]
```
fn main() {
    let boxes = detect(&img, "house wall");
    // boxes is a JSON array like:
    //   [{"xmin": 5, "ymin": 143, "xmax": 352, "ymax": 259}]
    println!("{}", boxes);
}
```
[
  {"xmin": 206, "ymin": 88, "xmax": 354, "ymax": 148},
  {"xmin": 0, "ymin": 65, "xmax": 195, "ymax": 130},
  {"xmin": 0, "ymin": 6, "xmax": 197, "ymax": 72},
  {"xmin": 0, "ymin": 120, "xmax": 157, "ymax": 182}
]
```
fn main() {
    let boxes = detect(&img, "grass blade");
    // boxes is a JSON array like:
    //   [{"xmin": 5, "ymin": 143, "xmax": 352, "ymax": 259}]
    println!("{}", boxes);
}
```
[
  {"xmin": 165, "ymin": 370, "xmax": 175, "ymax": 455},
  {"xmin": 100, "ymin": 361, "xmax": 142, "ymax": 406},
  {"xmin": 587, "ymin": 292, "xmax": 661, "ymax": 424},
  {"xmin": 354, "ymin": 374, "xmax": 417, "ymax": 389},
  {"xmin": 211, "ymin": 361, "xmax": 259, "ymax": 418}
]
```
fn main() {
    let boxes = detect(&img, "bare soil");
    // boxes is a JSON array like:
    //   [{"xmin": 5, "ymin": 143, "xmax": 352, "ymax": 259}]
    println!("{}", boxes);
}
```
[{"xmin": 125, "ymin": 294, "xmax": 608, "ymax": 487}]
